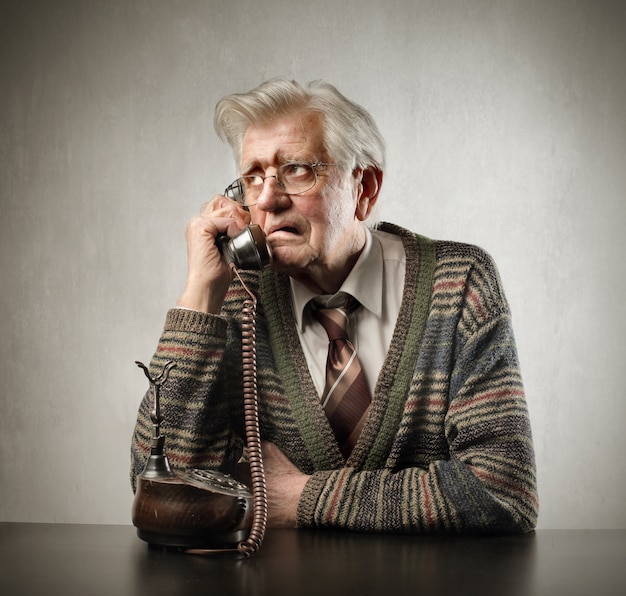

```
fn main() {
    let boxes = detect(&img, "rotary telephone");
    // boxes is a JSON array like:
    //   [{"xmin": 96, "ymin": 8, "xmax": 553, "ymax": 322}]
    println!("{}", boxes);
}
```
[{"xmin": 132, "ymin": 225, "xmax": 272, "ymax": 557}]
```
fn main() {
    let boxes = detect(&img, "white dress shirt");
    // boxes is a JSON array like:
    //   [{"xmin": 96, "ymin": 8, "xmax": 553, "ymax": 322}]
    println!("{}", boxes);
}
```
[{"xmin": 290, "ymin": 227, "xmax": 406, "ymax": 397}]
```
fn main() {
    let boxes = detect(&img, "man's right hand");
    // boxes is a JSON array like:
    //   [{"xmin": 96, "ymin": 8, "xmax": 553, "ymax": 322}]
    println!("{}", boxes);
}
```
[{"xmin": 176, "ymin": 196, "xmax": 251, "ymax": 314}]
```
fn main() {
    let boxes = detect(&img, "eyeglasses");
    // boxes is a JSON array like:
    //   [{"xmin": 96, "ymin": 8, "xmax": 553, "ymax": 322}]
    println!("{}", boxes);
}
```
[{"xmin": 224, "ymin": 162, "xmax": 337, "ymax": 208}]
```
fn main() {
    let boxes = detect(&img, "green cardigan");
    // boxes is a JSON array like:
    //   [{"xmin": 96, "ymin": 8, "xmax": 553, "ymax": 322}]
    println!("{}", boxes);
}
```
[{"xmin": 131, "ymin": 223, "xmax": 538, "ymax": 533}]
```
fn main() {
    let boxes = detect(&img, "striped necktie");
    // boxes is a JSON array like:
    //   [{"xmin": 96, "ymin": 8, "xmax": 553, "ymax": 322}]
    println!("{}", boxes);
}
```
[{"xmin": 313, "ymin": 297, "xmax": 371, "ymax": 458}]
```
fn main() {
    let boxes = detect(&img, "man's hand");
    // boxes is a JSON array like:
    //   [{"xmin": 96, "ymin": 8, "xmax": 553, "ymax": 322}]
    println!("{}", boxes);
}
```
[
  {"xmin": 262, "ymin": 441, "xmax": 310, "ymax": 528},
  {"xmin": 177, "ymin": 197, "xmax": 251, "ymax": 314}
]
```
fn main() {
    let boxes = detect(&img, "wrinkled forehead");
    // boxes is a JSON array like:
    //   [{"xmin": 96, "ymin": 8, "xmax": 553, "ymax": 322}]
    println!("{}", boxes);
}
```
[{"xmin": 240, "ymin": 110, "xmax": 329, "ymax": 168}]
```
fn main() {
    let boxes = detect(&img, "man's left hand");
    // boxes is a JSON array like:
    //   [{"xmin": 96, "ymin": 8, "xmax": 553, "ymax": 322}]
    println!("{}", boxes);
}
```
[{"xmin": 261, "ymin": 441, "xmax": 311, "ymax": 528}]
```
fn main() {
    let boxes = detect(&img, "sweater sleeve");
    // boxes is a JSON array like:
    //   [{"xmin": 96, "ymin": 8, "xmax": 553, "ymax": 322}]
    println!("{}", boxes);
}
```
[
  {"xmin": 129, "ymin": 307, "xmax": 245, "ymax": 491},
  {"xmin": 296, "ymin": 248, "xmax": 538, "ymax": 534}
]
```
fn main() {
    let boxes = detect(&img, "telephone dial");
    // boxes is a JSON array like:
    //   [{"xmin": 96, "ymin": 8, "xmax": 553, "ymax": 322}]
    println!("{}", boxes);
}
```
[{"xmin": 132, "ymin": 225, "xmax": 271, "ymax": 557}]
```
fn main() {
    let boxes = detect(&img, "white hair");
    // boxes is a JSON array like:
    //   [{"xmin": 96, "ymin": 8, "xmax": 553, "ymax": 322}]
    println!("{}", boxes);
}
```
[{"xmin": 214, "ymin": 78, "xmax": 385, "ymax": 175}]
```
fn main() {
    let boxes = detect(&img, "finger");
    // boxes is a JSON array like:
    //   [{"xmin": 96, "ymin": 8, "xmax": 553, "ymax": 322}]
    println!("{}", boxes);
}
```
[
  {"xmin": 200, "ymin": 195, "xmax": 244, "ymax": 215},
  {"xmin": 261, "ymin": 440, "xmax": 278, "ymax": 455},
  {"xmin": 200, "ymin": 195, "xmax": 226, "ymax": 216},
  {"xmin": 199, "ymin": 200, "xmax": 213, "ymax": 216},
  {"xmin": 200, "ymin": 196, "xmax": 251, "ymax": 226}
]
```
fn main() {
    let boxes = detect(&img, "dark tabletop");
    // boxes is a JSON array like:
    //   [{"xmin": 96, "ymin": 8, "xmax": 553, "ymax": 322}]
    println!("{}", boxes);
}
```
[{"xmin": 1, "ymin": 523, "xmax": 625, "ymax": 596}]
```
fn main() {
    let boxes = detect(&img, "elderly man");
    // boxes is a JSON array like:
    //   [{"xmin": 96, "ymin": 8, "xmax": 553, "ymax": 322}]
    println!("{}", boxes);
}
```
[{"xmin": 131, "ymin": 78, "xmax": 538, "ymax": 533}]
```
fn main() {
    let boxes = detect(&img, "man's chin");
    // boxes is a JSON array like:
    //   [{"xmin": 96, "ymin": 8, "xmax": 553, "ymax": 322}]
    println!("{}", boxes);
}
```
[{"xmin": 266, "ymin": 247, "xmax": 306, "ymax": 275}]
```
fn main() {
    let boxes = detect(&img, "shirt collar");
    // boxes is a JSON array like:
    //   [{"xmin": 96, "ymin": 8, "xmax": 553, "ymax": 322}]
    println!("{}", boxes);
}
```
[{"xmin": 290, "ymin": 227, "xmax": 383, "ymax": 331}]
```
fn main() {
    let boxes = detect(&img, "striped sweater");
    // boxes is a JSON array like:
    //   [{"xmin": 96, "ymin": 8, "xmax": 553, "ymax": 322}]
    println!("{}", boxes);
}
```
[{"xmin": 131, "ymin": 223, "xmax": 538, "ymax": 533}]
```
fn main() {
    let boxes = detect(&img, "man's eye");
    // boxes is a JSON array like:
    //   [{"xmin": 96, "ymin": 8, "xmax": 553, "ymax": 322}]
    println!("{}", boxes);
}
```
[
  {"xmin": 284, "ymin": 163, "xmax": 310, "ymax": 178},
  {"xmin": 247, "ymin": 175, "xmax": 264, "ymax": 186}
]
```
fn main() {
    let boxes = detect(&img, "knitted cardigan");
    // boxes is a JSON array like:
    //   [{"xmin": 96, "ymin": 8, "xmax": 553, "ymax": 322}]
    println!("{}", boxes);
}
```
[{"xmin": 131, "ymin": 223, "xmax": 538, "ymax": 533}]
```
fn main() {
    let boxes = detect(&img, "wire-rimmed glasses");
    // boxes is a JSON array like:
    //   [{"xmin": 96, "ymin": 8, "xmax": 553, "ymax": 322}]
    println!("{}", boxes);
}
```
[{"xmin": 224, "ymin": 162, "xmax": 337, "ymax": 208}]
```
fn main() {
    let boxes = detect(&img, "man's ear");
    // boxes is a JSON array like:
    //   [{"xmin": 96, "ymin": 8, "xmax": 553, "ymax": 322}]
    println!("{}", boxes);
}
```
[{"xmin": 355, "ymin": 167, "xmax": 383, "ymax": 221}]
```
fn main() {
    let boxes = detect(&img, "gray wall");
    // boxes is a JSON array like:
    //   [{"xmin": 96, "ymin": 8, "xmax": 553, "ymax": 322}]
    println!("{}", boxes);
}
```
[{"xmin": 1, "ymin": 0, "xmax": 624, "ymax": 528}]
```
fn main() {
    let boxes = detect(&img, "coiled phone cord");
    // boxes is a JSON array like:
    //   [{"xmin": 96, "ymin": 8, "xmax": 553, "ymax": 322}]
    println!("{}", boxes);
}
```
[{"xmin": 233, "ymin": 264, "xmax": 267, "ymax": 557}]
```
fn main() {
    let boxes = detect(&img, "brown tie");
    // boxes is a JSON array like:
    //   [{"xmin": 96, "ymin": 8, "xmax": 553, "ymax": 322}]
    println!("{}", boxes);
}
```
[{"xmin": 313, "ymin": 297, "xmax": 371, "ymax": 458}]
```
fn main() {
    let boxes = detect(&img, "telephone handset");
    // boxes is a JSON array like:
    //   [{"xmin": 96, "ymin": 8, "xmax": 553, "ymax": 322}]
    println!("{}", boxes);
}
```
[
  {"xmin": 131, "ymin": 225, "xmax": 271, "ymax": 557},
  {"xmin": 215, "ymin": 224, "xmax": 272, "ymax": 270}
]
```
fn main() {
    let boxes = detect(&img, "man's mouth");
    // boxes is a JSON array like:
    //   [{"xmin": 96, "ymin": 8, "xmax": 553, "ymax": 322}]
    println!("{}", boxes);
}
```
[{"xmin": 268, "ymin": 224, "xmax": 299, "ymax": 236}]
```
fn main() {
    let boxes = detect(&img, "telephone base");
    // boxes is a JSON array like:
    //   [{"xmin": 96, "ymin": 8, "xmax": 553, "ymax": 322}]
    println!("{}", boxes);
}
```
[
  {"xmin": 132, "ymin": 471, "xmax": 254, "ymax": 554},
  {"xmin": 137, "ymin": 527, "xmax": 250, "ymax": 551}
]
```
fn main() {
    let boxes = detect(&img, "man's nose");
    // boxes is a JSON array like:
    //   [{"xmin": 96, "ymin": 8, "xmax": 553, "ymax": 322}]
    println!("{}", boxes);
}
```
[{"xmin": 255, "ymin": 176, "xmax": 288, "ymax": 210}]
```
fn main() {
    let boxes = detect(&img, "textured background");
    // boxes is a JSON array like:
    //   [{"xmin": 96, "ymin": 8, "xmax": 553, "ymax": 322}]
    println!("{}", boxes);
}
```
[{"xmin": 1, "ymin": 0, "xmax": 624, "ymax": 528}]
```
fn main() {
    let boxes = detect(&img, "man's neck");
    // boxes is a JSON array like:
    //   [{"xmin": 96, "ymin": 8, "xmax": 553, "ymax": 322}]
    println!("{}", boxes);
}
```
[{"xmin": 290, "ymin": 247, "xmax": 364, "ymax": 294}]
